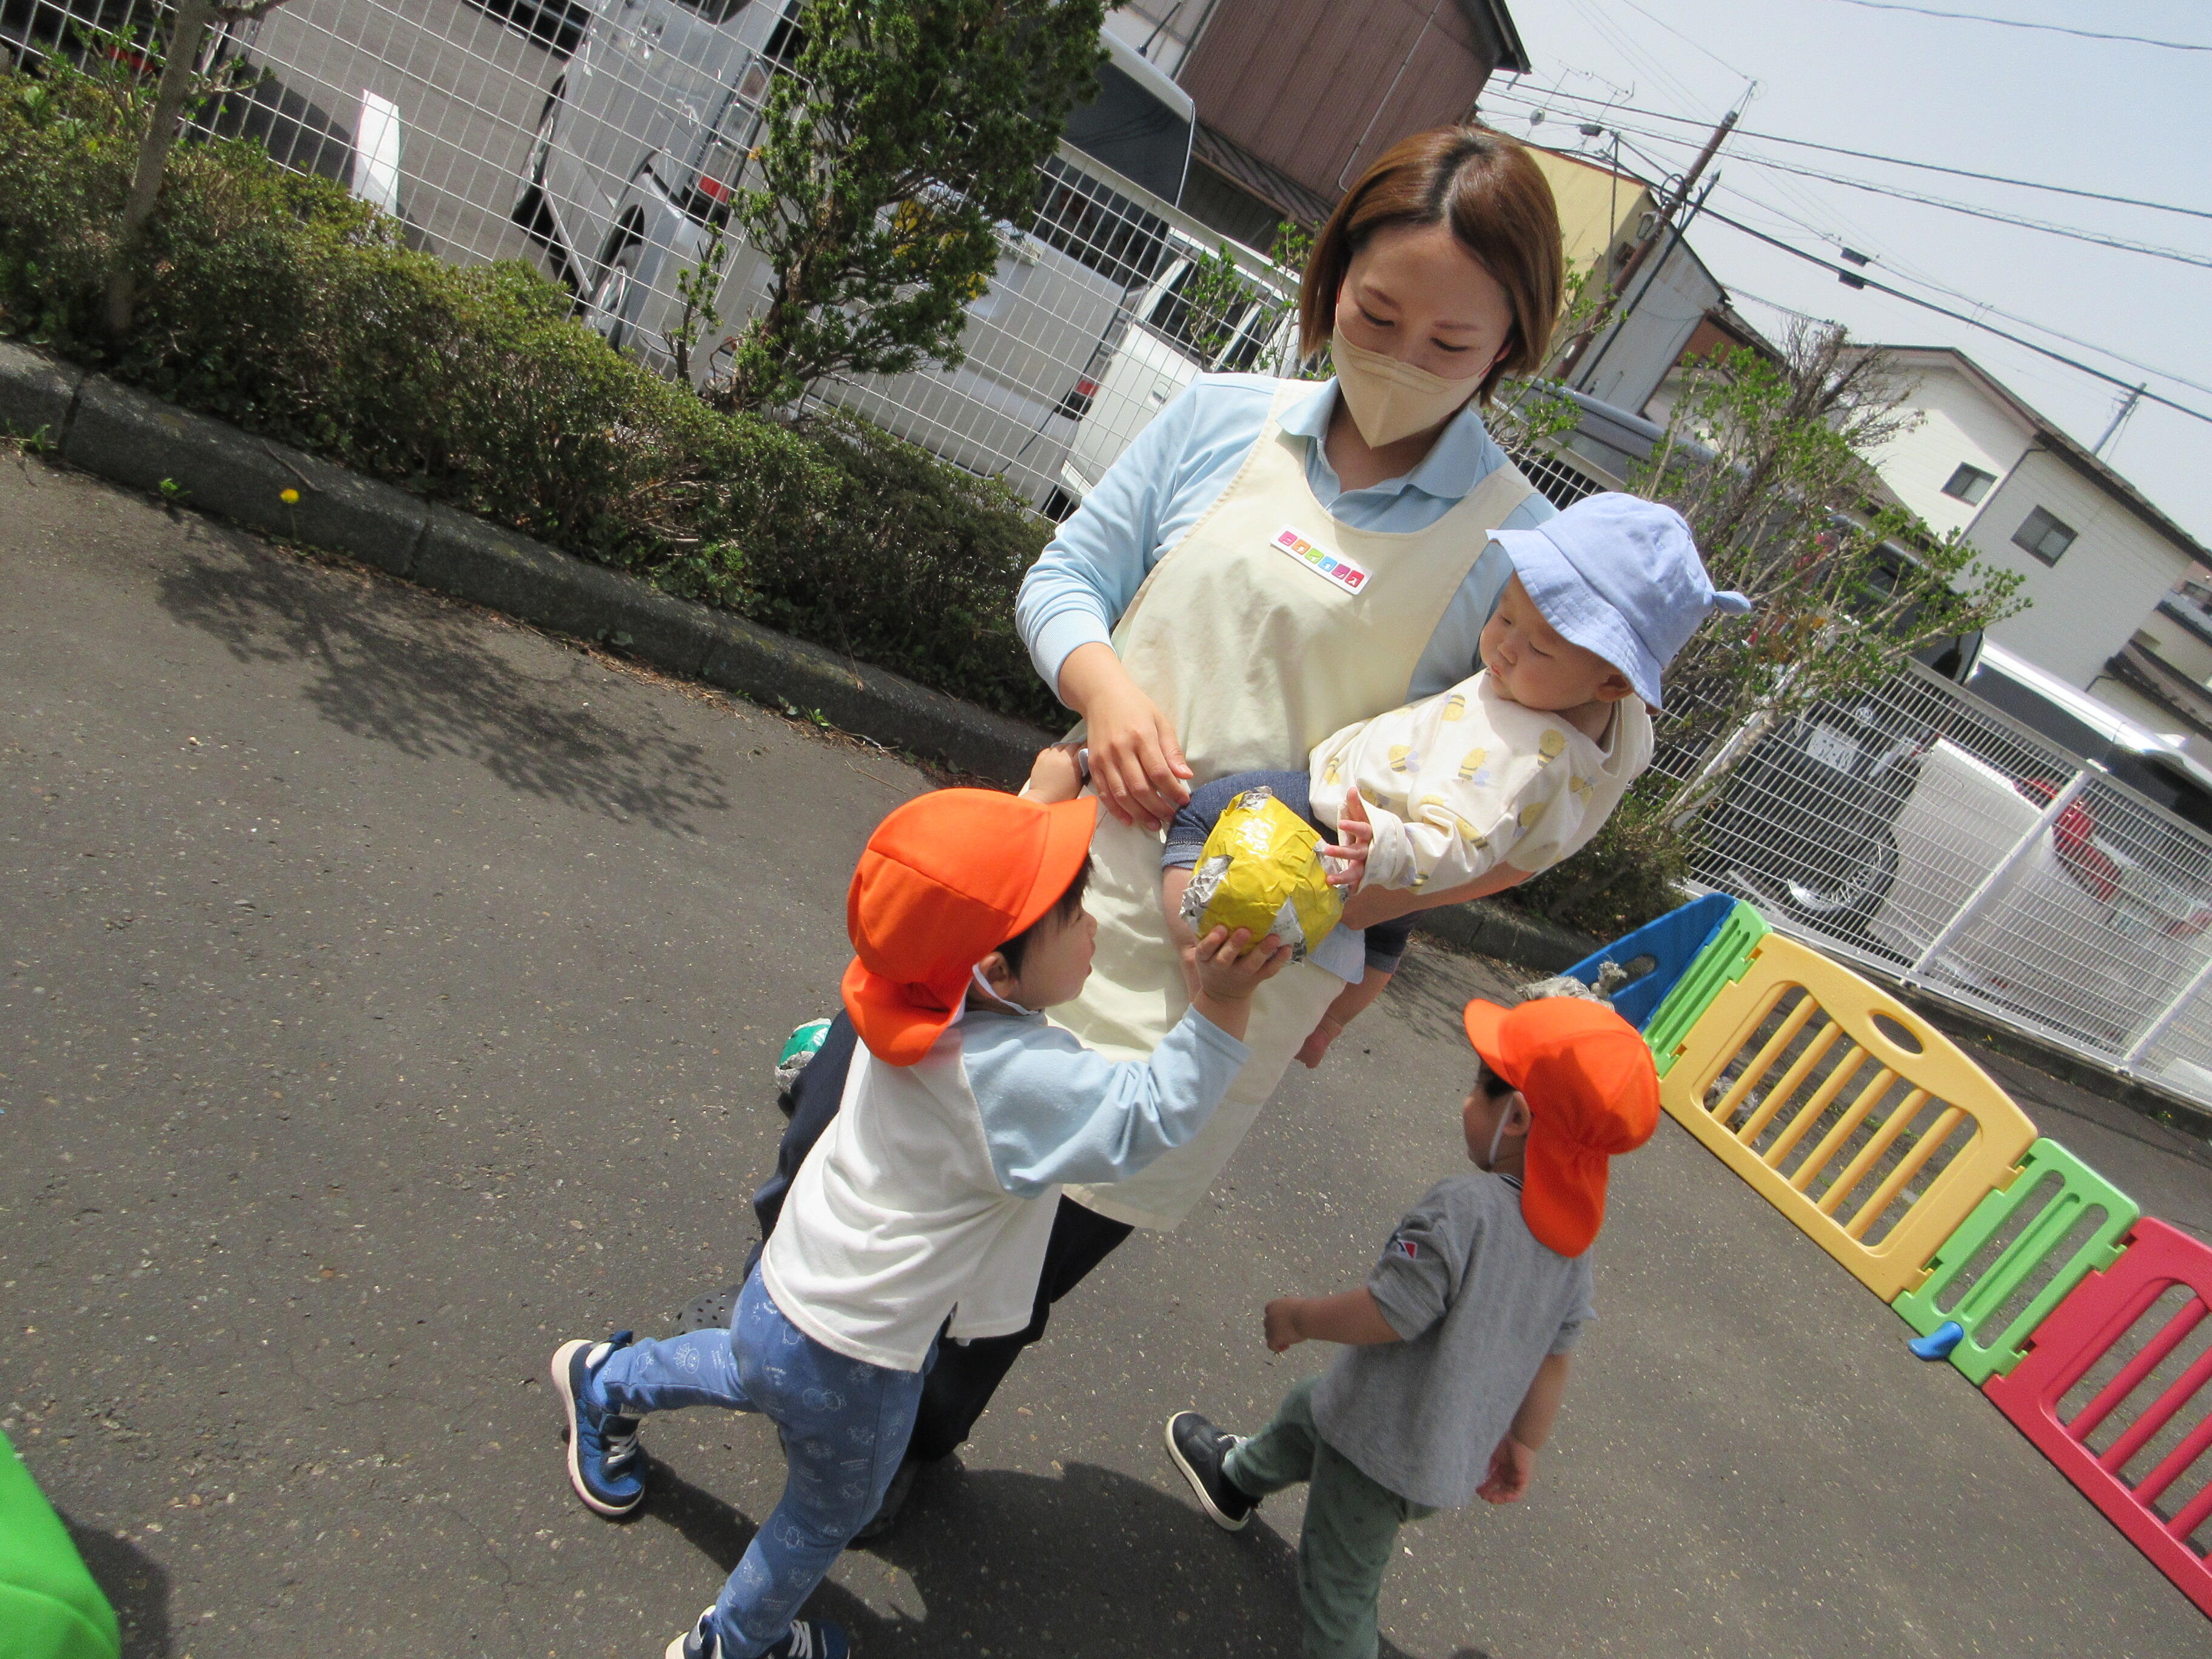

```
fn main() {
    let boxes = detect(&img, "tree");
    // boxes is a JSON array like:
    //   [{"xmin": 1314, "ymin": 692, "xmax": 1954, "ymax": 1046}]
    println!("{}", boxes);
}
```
[
  {"xmin": 711, "ymin": 0, "xmax": 1106, "ymax": 414},
  {"xmin": 103, "ymin": 0, "xmax": 291, "ymax": 337},
  {"xmin": 1635, "ymin": 321, "xmax": 2024, "ymax": 828}
]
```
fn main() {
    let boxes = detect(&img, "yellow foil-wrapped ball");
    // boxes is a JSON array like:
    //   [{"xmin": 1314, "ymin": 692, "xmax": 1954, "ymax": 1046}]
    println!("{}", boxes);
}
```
[{"xmin": 1179, "ymin": 787, "xmax": 1342, "ymax": 962}]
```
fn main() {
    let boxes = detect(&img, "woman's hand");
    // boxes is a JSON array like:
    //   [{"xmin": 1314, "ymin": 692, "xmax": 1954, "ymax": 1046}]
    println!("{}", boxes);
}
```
[{"xmin": 1056, "ymin": 643, "xmax": 1191, "ymax": 831}]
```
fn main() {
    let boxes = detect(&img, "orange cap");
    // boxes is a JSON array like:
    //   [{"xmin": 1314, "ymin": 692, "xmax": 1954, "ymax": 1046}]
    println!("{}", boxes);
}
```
[
  {"xmin": 842, "ymin": 789, "xmax": 1097, "ymax": 1066},
  {"xmin": 1462, "ymin": 997, "xmax": 1660, "ymax": 1257}
]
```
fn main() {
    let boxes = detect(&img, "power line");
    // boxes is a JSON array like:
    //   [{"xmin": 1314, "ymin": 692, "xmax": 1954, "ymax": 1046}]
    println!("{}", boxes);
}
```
[
  {"xmin": 1498, "ymin": 95, "xmax": 2212, "ymax": 269},
  {"xmin": 1481, "ymin": 84, "xmax": 2212, "ymax": 221},
  {"xmin": 1815, "ymin": 0, "xmax": 2212, "ymax": 53},
  {"xmin": 1696, "ymin": 150, "xmax": 2212, "ymax": 270},
  {"xmin": 1561, "ymin": 120, "xmax": 2212, "ymax": 407},
  {"xmin": 1691, "ymin": 201, "xmax": 2212, "ymax": 429}
]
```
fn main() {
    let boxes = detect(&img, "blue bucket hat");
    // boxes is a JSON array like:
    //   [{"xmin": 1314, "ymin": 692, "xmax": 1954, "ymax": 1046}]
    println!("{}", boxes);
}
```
[{"xmin": 1490, "ymin": 493, "xmax": 1750, "ymax": 711}]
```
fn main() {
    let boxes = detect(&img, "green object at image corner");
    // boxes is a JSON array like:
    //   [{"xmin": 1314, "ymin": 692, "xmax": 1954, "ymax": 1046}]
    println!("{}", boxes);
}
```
[{"xmin": 0, "ymin": 1428, "xmax": 120, "ymax": 1659}]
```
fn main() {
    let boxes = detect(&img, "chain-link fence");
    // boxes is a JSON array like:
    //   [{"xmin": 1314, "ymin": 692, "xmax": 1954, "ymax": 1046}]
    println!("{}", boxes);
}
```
[
  {"xmin": 2, "ymin": 0, "xmax": 1298, "ymax": 515},
  {"xmin": 1640, "ymin": 588, "xmax": 2212, "ymax": 1114}
]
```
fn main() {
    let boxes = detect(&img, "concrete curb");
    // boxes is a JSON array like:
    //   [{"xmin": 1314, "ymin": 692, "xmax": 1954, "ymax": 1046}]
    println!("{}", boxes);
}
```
[{"xmin": 2, "ymin": 337, "xmax": 1052, "ymax": 786}]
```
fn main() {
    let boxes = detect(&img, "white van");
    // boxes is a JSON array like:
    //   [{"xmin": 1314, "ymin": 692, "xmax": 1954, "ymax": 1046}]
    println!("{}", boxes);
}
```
[
  {"xmin": 514, "ymin": 1, "xmax": 1202, "ymax": 506},
  {"xmin": 1055, "ymin": 233, "xmax": 1299, "ymax": 510}
]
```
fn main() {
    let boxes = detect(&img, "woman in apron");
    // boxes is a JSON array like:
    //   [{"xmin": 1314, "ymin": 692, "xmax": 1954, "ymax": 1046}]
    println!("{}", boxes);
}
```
[{"xmin": 907, "ymin": 127, "xmax": 1572, "ymax": 1457}]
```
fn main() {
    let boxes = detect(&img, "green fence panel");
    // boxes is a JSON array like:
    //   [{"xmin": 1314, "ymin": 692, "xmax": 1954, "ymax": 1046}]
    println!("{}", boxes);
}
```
[
  {"xmin": 0, "ymin": 1427, "xmax": 120, "ymax": 1659},
  {"xmin": 1894, "ymin": 1137, "xmax": 2139, "ymax": 1385},
  {"xmin": 1646, "ymin": 900, "xmax": 1769, "ymax": 1078}
]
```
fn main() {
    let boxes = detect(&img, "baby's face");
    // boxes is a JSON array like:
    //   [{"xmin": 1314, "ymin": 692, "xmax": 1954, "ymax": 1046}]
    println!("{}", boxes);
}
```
[{"xmin": 1480, "ymin": 575, "xmax": 1633, "ymax": 712}]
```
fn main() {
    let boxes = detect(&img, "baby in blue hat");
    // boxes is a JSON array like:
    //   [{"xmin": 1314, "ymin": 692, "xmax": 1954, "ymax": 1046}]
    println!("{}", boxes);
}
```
[{"xmin": 1054, "ymin": 491, "xmax": 1749, "ymax": 1065}]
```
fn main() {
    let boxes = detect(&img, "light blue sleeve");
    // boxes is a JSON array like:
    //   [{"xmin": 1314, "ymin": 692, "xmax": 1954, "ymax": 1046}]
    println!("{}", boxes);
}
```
[
  {"xmin": 964, "ymin": 1008, "xmax": 1250, "ymax": 1196},
  {"xmin": 1014, "ymin": 384, "xmax": 1207, "ymax": 702},
  {"xmin": 1404, "ymin": 491, "xmax": 1558, "ymax": 700}
]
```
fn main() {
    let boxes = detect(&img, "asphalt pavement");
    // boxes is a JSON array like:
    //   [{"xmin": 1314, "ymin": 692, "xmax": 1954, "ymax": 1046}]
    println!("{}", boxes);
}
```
[{"xmin": 5, "ymin": 451, "xmax": 2211, "ymax": 1657}]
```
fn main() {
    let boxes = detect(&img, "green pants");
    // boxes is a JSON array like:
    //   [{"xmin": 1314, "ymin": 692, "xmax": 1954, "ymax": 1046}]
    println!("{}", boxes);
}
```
[{"xmin": 1223, "ymin": 1376, "xmax": 1436, "ymax": 1659}]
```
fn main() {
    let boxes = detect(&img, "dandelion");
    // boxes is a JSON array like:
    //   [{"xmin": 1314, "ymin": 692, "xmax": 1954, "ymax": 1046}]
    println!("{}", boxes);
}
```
[{"xmin": 280, "ymin": 488, "xmax": 300, "ymax": 504}]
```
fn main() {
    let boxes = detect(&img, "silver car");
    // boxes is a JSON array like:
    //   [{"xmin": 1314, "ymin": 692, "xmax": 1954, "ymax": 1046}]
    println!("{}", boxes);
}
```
[{"xmin": 515, "ymin": 0, "xmax": 1197, "ymax": 508}]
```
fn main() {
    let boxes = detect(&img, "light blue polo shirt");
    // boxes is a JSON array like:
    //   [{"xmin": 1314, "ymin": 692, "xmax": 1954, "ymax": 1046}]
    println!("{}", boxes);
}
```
[{"xmin": 1014, "ymin": 374, "xmax": 1557, "ymax": 706}]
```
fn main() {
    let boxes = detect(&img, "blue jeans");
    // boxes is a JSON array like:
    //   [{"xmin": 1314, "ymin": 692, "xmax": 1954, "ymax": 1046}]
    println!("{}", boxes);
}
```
[
  {"xmin": 1164, "ymin": 768, "xmax": 1412, "ymax": 973},
  {"xmin": 588, "ymin": 1269, "xmax": 927, "ymax": 1657}
]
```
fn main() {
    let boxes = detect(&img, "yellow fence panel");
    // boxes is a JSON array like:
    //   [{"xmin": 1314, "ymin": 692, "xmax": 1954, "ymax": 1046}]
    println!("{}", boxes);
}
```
[{"xmin": 1662, "ymin": 934, "xmax": 2037, "ymax": 1301}]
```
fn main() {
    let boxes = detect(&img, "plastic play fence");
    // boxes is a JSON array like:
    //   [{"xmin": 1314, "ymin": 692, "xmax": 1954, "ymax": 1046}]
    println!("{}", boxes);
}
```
[
  {"xmin": 1657, "ymin": 932, "xmax": 2039, "ymax": 1302},
  {"xmin": 1569, "ymin": 895, "xmax": 2209, "ymax": 1620},
  {"xmin": 1985, "ymin": 1221, "xmax": 2212, "ymax": 1618}
]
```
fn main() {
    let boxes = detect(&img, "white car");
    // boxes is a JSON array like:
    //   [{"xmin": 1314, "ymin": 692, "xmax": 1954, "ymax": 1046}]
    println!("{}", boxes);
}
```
[{"xmin": 1869, "ymin": 645, "xmax": 2212, "ymax": 1052}]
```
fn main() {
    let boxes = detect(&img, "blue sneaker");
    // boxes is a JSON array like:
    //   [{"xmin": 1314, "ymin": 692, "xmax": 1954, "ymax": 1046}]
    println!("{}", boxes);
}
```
[
  {"xmin": 551, "ymin": 1332, "xmax": 645, "ymax": 1517},
  {"xmin": 665, "ymin": 1607, "xmax": 849, "ymax": 1659}
]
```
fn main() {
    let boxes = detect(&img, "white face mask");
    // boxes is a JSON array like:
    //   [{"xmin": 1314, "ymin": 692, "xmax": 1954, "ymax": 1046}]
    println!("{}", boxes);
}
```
[{"xmin": 1330, "ymin": 323, "xmax": 1487, "ymax": 447}]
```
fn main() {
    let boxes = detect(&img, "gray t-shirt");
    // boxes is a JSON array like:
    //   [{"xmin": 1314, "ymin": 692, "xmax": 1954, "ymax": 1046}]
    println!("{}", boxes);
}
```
[{"xmin": 1312, "ymin": 1171, "xmax": 1597, "ymax": 1509}]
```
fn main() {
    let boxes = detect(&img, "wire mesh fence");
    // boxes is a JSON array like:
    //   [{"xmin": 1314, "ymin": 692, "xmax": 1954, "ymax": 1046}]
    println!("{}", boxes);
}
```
[
  {"xmin": 4, "ymin": 0, "xmax": 1297, "ymax": 514},
  {"xmin": 14, "ymin": 1, "xmax": 2212, "ymax": 1111},
  {"xmin": 1640, "ymin": 617, "xmax": 2212, "ymax": 1112}
]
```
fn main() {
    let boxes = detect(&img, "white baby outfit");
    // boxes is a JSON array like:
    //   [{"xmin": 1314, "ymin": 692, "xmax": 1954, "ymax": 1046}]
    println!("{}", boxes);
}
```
[{"xmin": 1307, "ymin": 669, "xmax": 1655, "ymax": 893}]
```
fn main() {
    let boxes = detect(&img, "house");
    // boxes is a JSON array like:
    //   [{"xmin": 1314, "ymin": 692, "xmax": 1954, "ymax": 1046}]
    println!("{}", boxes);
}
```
[
  {"xmin": 1104, "ymin": 0, "xmax": 1530, "ymax": 244},
  {"xmin": 1852, "ymin": 347, "xmax": 2212, "ymax": 699}
]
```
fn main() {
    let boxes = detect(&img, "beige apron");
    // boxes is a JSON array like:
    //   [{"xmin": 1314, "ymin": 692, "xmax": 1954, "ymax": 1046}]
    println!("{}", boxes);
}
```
[{"xmin": 1061, "ymin": 381, "xmax": 1536, "ymax": 1229}]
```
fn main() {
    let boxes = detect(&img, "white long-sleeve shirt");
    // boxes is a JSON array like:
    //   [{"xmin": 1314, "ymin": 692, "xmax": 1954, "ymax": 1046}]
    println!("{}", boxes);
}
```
[
  {"xmin": 762, "ymin": 1003, "xmax": 1248, "ymax": 1371},
  {"xmin": 1307, "ymin": 671, "xmax": 1654, "ymax": 894}
]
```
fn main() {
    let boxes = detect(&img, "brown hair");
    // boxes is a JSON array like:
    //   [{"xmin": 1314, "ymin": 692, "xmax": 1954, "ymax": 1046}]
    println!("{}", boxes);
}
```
[
  {"xmin": 997, "ymin": 855, "xmax": 1091, "ymax": 977},
  {"xmin": 1300, "ymin": 127, "xmax": 1565, "ymax": 405}
]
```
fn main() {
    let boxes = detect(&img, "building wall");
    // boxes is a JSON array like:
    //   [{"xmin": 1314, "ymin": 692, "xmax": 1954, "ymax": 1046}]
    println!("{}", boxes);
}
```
[
  {"xmin": 1522, "ymin": 147, "xmax": 1648, "ymax": 282},
  {"xmin": 1570, "ymin": 236, "xmax": 1721, "ymax": 414},
  {"xmin": 2141, "ymin": 593, "xmax": 2212, "ymax": 685},
  {"xmin": 1178, "ymin": 0, "xmax": 1503, "ymax": 204},
  {"xmin": 1862, "ymin": 358, "xmax": 2036, "ymax": 541},
  {"xmin": 1974, "ymin": 446, "xmax": 2195, "ymax": 688}
]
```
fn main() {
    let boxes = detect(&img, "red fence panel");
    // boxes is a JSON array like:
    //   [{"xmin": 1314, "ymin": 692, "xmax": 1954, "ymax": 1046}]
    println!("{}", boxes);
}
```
[{"xmin": 1985, "ymin": 1219, "xmax": 2212, "ymax": 1617}]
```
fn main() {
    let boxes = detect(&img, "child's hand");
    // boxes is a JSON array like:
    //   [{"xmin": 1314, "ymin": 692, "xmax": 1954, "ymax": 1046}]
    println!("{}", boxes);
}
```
[
  {"xmin": 1323, "ymin": 788, "xmax": 1373, "ymax": 888},
  {"xmin": 1191, "ymin": 925, "xmax": 1292, "ymax": 1001},
  {"xmin": 1476, "ymin": 1434, "xmax": 1536, "ymax": 1503},
  {"xmin": 1021, "ymin": 741, "xmax": 1087, "ymax": 804},
  {"xmin": 1262, "ymin": 1297, "xmax": 1306, "ymax": 1352},
  {"xmin": 1295, "ymin": 1014, "xmax": 1347, "ymax": 1069}
]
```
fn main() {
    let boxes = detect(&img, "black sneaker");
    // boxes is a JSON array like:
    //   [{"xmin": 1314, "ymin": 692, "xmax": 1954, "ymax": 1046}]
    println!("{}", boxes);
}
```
[
  {"xmin": 1164, "ymin": 1410, "xmax": 1257, "ymax": 1531},
  {"xmin": 666, "ymin": 1607, "xmax": 850, "ymax": 1659}
]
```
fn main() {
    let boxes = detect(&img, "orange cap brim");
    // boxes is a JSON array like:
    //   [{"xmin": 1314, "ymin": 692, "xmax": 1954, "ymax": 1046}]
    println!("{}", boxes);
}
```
[
  {"xmin": 1462, "ymin": 999, "xmax": 1515, "ymax": 1084},
  {"xmin": 1011, "ymin": 796, "xmax": 1099, "ymax": 939}
]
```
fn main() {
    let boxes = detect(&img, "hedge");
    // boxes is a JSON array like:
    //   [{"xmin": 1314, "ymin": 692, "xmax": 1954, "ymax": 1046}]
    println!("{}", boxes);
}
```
[{"xmin": 0, "ymin": 62, "xmax": 1061, "ymax": 726}]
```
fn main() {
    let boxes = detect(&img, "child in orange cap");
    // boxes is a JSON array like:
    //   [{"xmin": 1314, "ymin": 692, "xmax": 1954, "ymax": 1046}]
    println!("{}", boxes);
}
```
[
  {"xmin": 551, "ymin": 789, "xmax": 1289, "ymax": 1659},
  {"xmin": 1164, "ymin": 995, "xmax": 1659, "ymax": 1659}
]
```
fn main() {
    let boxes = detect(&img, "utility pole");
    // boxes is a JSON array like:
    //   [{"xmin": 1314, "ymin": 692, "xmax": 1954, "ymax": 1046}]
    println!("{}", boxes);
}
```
[
  {"xmin": 1610, "ymin": 110, "xmax": 1735, "ymax": 298},
  {"xmin": 1557, "ymin": 108, "xmax": 1736, "ymax": 380},
  {"xmin": 2095, "ymin": 382, "xmax": 2147, "ymax": 457}
]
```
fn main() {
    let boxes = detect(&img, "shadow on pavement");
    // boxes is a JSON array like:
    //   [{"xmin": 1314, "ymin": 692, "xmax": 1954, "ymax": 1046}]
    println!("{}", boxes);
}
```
[
  {"xmin": 61, "ymin": 1509, "xmax": 172, "ymax": 1659},
  {"xmin": 644, "ymin": 1458, "xmax": 1328, "ymax": 1655},
  {"xmin": 155, "ymin": 528, "xmax": 732, "ymax": 837}
]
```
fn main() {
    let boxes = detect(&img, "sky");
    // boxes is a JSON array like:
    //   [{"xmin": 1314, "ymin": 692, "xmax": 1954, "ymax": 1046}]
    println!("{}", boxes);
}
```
[{"xmin": 1480, "ymin": 0, "xmax": 2212, "ymax": 546}]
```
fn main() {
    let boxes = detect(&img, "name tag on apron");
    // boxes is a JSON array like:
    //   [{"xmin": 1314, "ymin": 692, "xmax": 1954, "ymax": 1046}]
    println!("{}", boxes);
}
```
[{"xmin": 1272, "ymin": 525, "xmax": 1370, "ymax": 594}]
